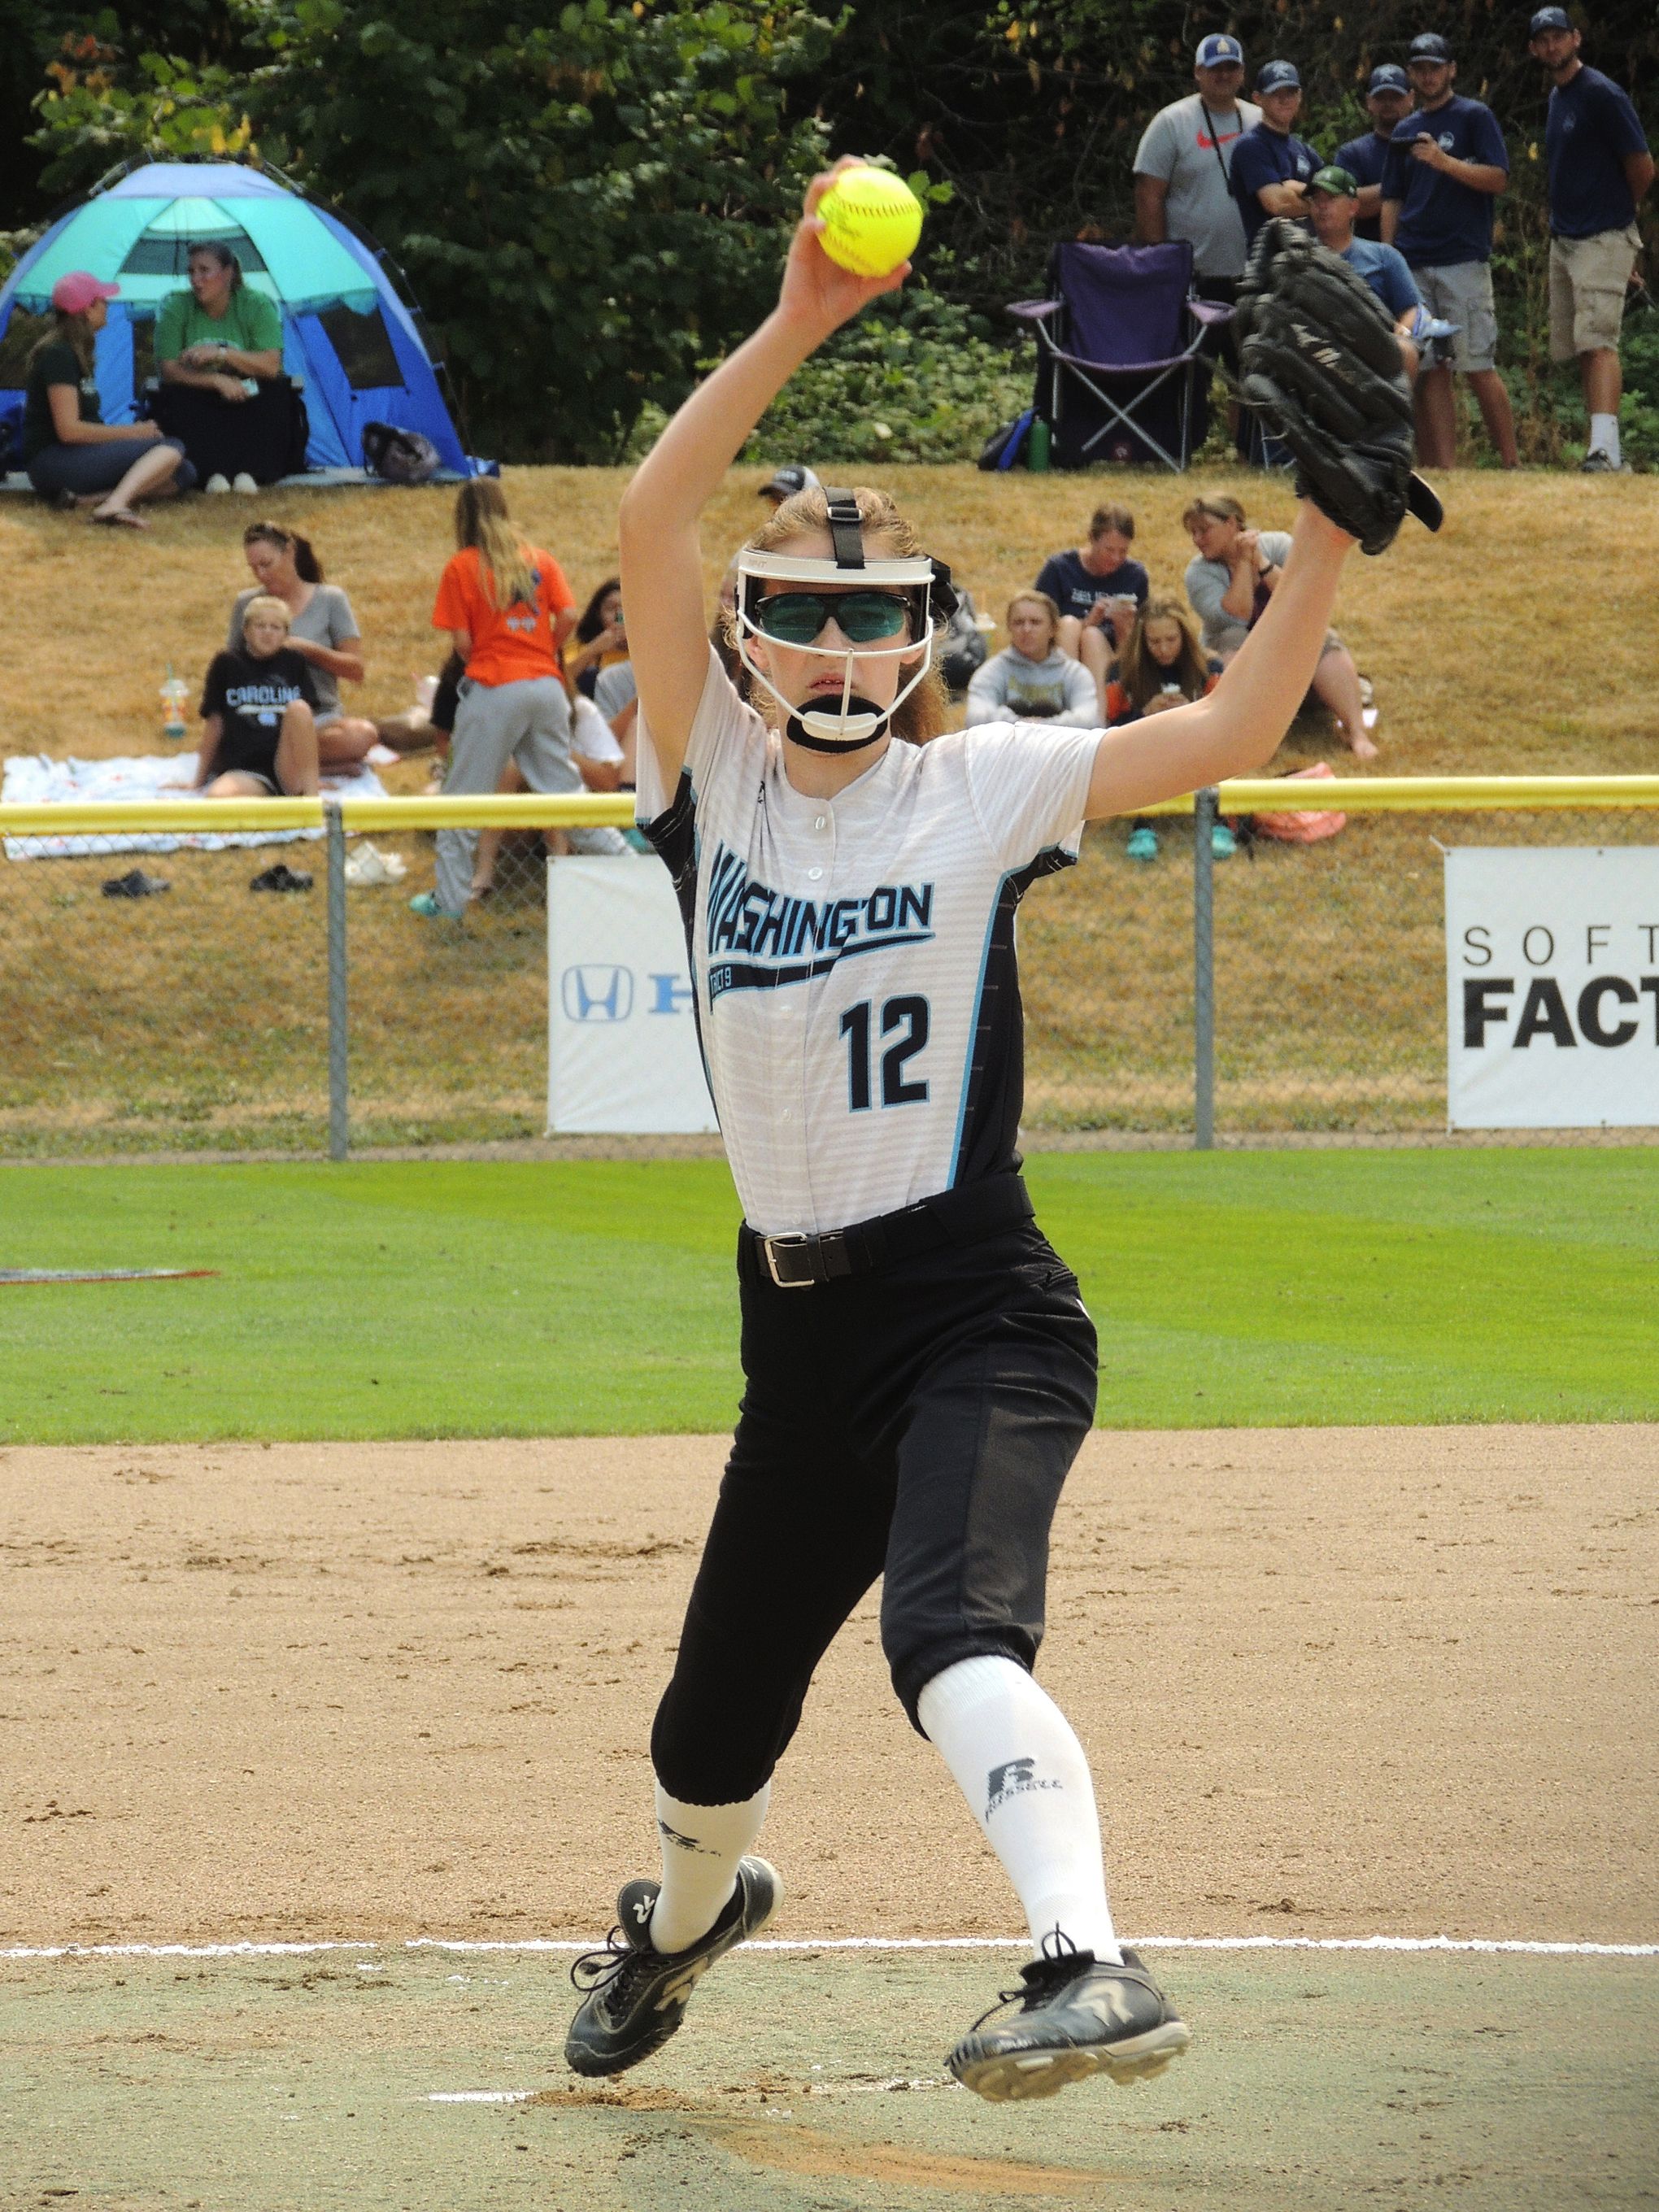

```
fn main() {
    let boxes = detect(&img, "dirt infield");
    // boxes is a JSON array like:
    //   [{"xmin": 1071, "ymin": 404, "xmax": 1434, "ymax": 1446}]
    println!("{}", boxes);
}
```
[{"xmin": 3, "ymin": 1425, "xmax": 1655, "ymax": 1951}]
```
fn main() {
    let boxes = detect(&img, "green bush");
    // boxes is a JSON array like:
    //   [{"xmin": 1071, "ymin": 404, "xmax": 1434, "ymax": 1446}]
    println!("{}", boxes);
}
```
[{"xmin": 741, "ymin": 285, "xmax": 1031, "ymax": 465}]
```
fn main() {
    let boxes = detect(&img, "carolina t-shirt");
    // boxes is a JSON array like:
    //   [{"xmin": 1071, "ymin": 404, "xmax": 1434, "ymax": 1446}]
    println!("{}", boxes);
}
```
[
  {"xmin": 1382, "ymin": 98, "xmax": 1509, "ymax": 268},
  {"xmin": 23, "ymin": 339, "xmax": 101, "ymax": 462},
  {"xmin": 229, "ymin": 583, "xmax": 359, "ymax": 720},
  {"xmin": 199, "ymin": 646, "xmax": 319, "ymax": 778},
  {"xmin": 1033, "ymin": 550, "xmax": 1150, "ymax": 625},
  {"xmin": 431, "ymin": 546, "xmax": 575, "ymax": 688},
  {"xmin": 155, "ymin": 285, "xmax": 283, "ymax": 364},
  {"xmin": 1133, "ymin": 95, "xmax": 1263, "ymax": 279},
  {"xmin": 1545, "ymin": 67, "xmax": 1648, "ymax": 238},
  {"xmin": 1341, "ymin": 236, "xmax": 1421, "ymax": 321},
  {"xmin": 1230, "ymin": 124, "xmax": 1322, "ymax": 250},
  {"xmin": 1334, "ymin": 129, "xmax": 1396, "ymax": 242}
]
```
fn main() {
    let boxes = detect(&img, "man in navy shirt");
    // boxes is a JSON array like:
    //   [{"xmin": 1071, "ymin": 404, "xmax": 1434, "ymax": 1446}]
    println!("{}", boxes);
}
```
[
  {"xmin": 1230, "ymin": 60, "xmax": 1321, "ymax": 252},
  {"xmin": 1335, "ymin": 65, "xmax": 1416, "ymax": 243},
  {"xmin": 1382, "ymin": 33, "xmax": 1517, "ymax": 470},
  {"xmin": 1529, "ymin": 6, "xmax": 1655, "ymax": 472},
  {"xmin": 1306, "ymin": 167, "xmax": 1423, "ymax": 380}
]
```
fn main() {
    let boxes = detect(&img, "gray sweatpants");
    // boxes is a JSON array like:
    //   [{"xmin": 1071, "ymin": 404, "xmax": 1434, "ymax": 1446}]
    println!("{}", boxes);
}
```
[{"xmin": 434, "ymin": 675, "xmax": 582, "ymax": 913}]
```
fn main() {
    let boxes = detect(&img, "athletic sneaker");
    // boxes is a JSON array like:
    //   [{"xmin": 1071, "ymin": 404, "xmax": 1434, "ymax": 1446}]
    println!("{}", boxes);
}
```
[
  {"xmin": 1578, "ymin": 450, "xmax": 1629, "ymax": 474},
  {"xmin": 1212, "ymin": 821, "xmax": 1238, "ymax": 860},
  {"xmin": 1126, "ymin": 824, "xmax": 1158, "ymax": 863},
  {"xmin": 408, "ymin": 889, "xmax": 464, "ymax": 919},
  {"xmin": 947, "ymin": 1932, "xmax": 1191, "ymax": 2103},
  {"xmin": 564, "ymin": 1856, "xmax": 781, "ymax": 2078}
]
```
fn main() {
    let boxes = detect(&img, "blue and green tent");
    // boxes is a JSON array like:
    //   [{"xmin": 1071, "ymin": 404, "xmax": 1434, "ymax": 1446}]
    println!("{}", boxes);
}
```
[{"xmin": 0, "ymin": 159, "xmax": 488, "ymax": 478}]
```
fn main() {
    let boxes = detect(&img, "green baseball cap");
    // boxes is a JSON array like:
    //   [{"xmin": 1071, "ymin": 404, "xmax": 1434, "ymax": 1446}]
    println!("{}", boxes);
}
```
[{"xmin": 1308, "ymin": 164, "xmax": 1360, "ymax": 197}]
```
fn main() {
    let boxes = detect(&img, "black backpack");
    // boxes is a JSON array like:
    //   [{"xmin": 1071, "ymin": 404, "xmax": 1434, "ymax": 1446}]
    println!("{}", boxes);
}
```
[{"xmin": 362, "ymin": 420, "xmax": 441, "ymax": 485}]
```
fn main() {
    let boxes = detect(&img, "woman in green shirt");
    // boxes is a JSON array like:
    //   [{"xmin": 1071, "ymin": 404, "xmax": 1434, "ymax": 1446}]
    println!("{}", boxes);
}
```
[
  {"xmin": 24, "ymin": 272, "xmax": 195, "ymax": 525},
  {"xmin": 156, "ymin": 242, "xmax": 285, "ymax": 491}
]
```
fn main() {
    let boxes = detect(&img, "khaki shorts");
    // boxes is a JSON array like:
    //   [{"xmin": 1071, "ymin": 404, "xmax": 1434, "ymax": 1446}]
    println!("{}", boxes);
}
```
[
  {"xmin": 1548, "ymin": 226, "xmax": 1640, "ymax": 361},
  {"xmin": 1412, "ymin": 261, "xmax": 1499, "ymax": 373}
]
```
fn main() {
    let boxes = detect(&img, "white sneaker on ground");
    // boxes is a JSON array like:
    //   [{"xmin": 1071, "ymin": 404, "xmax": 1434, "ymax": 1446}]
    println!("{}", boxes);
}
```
[
  {"xmin": 231, "ymin": 472, "xmax": 259, "ymax": 494},
  {"xmin": 204, "ymin": 473, "xmax": 231, "ymax": 494}
]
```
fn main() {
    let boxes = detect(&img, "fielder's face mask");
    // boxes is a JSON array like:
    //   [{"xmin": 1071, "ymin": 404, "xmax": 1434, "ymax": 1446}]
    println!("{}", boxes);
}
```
[{"xmin": 736, "ymin": 488, "xmax": 959, "ymax": 754}]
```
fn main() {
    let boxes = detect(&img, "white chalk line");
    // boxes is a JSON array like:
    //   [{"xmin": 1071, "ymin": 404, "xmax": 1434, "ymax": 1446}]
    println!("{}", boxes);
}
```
[{"xmin": 5, "ymin": 1932, "xmax": 1654, "ymax": 1962}]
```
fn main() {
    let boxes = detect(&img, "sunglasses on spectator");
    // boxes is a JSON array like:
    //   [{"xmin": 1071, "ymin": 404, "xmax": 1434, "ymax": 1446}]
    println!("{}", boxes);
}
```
[{"xmin": 752, "ymin": 590, "xmax": 913, "ymax": 645}]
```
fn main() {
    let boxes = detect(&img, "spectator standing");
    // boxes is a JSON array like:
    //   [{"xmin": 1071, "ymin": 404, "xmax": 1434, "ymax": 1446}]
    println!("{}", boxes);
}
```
[
  {"xmin": 411, "ymin": 479, "xmax": 582, "ymax": 920},
  {"xmin": 1305, "ymin": 168, "xmax": 1423, "ymax": 377},
  {"xmin": 1134, "ymin": 35, "xmax": 1261, "ymax": 308},
  {"xmin": 1335, "ymin": 66, "xmax": 1417, "ymax": 242},
  {"xmin": 155, "ymin": 242, "xmax": 285, "ymax": 494},
  {"xmin": 1034, "ymin": 505, "xmax": 1149, "ymax": 718},
  {"xmin": 1230, "ymin": 62, "xmax": 1322, "ymax": 254},
  {"xmin": 194, "ymin": 594, "xmax": 320, "ymax": 797},
  {"xmin": 1182, "ymin": 494, "xmax": 1376, "ymax": 760},
  {"xmin": 231, "ymin": 521, "xmax": 403, "ymax": 770},
  {"xmin": 964, "ymin": 594, "xmax": 1099, "ymax": 727},
  {"xmin": 23, "ymin": 274, "xmax": 194, "ymax": 524},
  {"xmin": 1528, "ymin": 7, "xmax": 1654, "ymax": 473},
  {"xmin": 1381, "ymin": 33, "xmax": 1517, "ymax": 469}
]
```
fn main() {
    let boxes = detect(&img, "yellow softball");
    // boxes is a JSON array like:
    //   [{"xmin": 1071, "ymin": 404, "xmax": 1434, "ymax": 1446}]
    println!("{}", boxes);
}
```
[{"xmin": 816, "ymin": 166, "xmax": 924, "ymax": 279}]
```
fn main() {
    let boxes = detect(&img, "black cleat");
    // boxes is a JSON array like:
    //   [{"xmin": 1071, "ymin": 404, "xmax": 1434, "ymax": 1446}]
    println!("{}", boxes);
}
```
[
  {"xmin": 947, "ymin": 1933, "xmax": 1191, "ymax": 2103},
  {"xmin": 564, "ymin": 1857, "xmax": 781, "ymax": 2078}
]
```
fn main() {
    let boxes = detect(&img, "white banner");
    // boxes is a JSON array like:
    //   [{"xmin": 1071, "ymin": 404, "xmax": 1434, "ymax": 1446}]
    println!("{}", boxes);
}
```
[
  {"xmin": 1444, "ymin": 847, "xmax": 1659, "ymax": 1130},
  {"xmin": 546, "ymin": 856, "xmax": 717, "ymax": 1134}
]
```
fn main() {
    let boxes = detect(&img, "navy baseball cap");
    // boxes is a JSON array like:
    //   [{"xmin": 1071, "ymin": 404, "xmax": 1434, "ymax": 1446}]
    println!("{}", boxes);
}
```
[
  {"xmin": 1529, "ymin": 7, "xmax": 1574, "ymax": 33},
  {"xmin": 1195, "ymin": 33, "xmax": 1244, "ymax": 68},
  {"xmin": 1256, "ymin": 59, "xmax": 1301, "ymax": 93},
  {"xmin": 1409, "ymin": 33, "xmax": 1453, "ymax": 63},
  {"xmin": 1368, "ymin": 63, "xmax": 1410, "ymax": 94}
]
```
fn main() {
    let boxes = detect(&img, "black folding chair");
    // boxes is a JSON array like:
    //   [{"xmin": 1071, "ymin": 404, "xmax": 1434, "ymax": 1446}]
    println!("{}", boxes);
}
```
[{"xmin": 1008, "ymin": 242, "xmax": 1230, "ymax": 472}]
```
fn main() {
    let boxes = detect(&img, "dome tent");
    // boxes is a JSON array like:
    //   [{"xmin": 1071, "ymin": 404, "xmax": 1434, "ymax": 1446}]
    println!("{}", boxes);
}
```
[{"xmin": 0, "ymin": 157, "xmax": 490, "ymax": 481}]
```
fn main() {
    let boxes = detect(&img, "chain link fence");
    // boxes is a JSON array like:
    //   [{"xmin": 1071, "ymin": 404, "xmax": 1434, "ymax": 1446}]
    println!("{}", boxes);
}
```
[{"xmin": 2, "ymin": 785, "xmax": 1655, "ymax": 1160}]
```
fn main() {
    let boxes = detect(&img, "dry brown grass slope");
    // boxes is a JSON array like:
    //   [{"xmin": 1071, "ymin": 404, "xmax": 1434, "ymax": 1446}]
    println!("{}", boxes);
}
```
[{"xmin": 2, "ymin": 466, "xmax": 1655, "ymax": 769}]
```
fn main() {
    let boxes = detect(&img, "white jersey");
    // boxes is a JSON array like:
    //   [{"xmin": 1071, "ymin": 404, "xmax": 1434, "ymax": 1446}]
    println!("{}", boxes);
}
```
[{"xmin": 636, "ymin": 650, "xmax": 1100, "ymax": 1238}]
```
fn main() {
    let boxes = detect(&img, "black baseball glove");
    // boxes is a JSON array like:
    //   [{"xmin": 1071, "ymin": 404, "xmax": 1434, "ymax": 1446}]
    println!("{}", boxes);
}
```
[{"xmin": 1233, "ymin": 218, "xmax": 1443, "ymax": 556}]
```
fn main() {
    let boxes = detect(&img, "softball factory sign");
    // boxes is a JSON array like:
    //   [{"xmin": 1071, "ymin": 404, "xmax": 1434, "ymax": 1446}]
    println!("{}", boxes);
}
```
[
  {"xmin": 1444, "ymin": 847, "xmax": 1659, "ymax": 1130},
  {"xmin": 546, "ymin": 856, "xmax": 717, "ymax": 1134}
]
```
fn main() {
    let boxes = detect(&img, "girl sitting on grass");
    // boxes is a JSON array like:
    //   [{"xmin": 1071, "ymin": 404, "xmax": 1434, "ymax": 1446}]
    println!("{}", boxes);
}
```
[
  {"xmin": 194, "ymin": 594, "xmax": 320, "ymax": 798},
  {"xmin": 964, "ymin": 591, "xmax": 1099, "ymax": 726},
  {"xmin": 1105, "ymin": 599, "xmax": 1229, "ymax": 862}
]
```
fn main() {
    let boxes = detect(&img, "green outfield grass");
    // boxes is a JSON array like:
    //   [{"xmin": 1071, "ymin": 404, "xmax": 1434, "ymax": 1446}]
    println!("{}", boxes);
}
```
[{"xmin": 0, "ymin": 1149, "xmax": 1653, "ymax": 1444}]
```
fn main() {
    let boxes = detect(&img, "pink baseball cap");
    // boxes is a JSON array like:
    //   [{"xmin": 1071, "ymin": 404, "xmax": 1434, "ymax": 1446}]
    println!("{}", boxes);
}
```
[{"xmin": 50, "ymin": 271, "xmax": 120, "ymax": 315}]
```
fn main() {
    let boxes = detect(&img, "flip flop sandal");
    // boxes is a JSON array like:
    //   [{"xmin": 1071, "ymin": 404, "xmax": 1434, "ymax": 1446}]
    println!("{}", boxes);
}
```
[{"xmin": 249, "ymin": 863, "xmax": 313, "ymax": 893}]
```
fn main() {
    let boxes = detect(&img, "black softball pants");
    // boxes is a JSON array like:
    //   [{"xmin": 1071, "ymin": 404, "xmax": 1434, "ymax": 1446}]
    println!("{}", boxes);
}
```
[{"xmin": 650, "ymin": 1180, "xmax": 1098, "ymax": 1805}]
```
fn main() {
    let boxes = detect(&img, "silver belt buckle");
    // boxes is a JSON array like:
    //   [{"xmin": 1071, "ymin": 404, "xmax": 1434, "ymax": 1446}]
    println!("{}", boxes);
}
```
[{"xmin": 763, "ymin": 1231, "xmax": 815, "ymax": 1289}]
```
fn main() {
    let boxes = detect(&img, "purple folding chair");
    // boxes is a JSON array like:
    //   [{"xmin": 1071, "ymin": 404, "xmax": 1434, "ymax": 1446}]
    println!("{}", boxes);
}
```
[{"xmin": 1008, "ymin": 242, "xmax": 1231, "ymax": 472}]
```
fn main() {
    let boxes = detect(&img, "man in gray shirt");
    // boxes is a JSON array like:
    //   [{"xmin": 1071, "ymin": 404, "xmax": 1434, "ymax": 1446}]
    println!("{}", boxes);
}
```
[{"xmin": 1134, "ymin": 34, "xmax": 1263, "ymax": 293}]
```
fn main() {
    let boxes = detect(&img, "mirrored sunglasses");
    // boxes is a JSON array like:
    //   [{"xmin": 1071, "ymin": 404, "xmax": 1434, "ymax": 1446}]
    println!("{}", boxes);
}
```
[{"xmin": 752, "ymin": 590, "xmax": 912, "ymax": 646}]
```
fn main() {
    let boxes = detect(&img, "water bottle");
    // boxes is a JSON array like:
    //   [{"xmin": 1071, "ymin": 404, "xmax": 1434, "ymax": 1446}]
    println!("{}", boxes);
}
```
[
  {"xmin": 1028, "ymin": 416, "xmax": 1052, "ymax": 473},
  {"xmin": 159, "ymin": 668, "xmax": 189, "ymax": 742}
]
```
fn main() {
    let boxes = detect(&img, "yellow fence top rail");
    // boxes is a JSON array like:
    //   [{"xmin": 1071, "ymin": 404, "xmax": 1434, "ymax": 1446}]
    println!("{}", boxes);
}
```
[{"xmin": 1, "ymin": 777, "xmax": 1656, "ymax": 841}]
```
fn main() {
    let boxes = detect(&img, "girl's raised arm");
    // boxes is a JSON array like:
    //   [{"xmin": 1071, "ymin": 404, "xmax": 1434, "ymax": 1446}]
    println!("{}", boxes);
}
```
[{"xmin": 617, "ymin": 163, "xmax": 908, "ymax": 790}]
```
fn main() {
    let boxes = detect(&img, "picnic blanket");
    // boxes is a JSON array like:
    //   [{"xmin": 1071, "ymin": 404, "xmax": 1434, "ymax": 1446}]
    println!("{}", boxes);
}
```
[{"xmin": 2, "ymin": 752, "xmax": 388, "ymax": 862}]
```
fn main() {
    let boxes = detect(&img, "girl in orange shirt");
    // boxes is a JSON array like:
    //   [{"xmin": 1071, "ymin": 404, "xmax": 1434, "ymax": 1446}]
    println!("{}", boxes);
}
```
[{"xmin": 412, "ymin": 480, "xmax": 583, "ymax": 919}]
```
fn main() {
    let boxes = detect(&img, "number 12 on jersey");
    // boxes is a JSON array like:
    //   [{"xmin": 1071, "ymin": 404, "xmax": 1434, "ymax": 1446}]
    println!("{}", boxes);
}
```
[{"xmin": 840, "ymin": 996, "xmax": 930, "ymax": 1112}]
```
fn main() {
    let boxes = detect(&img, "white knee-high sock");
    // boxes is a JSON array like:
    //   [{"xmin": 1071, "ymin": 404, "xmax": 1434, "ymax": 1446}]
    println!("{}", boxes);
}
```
[
  {"xmin": 917, "ymin": 1655, "xmax": 1121, "ymax": 1963},
  {"xmin": 647, "ymin": 1781, "xmax": 769, "ymax": 1953}
]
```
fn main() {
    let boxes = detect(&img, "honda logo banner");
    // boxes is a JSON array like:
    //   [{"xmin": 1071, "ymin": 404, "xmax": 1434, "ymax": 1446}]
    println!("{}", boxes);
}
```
[
  {"xmin": 546, "ymin": 857, "xmax": 717, "ymax": 1134},
  {"xmin": 1444, "ymin": 847, "xmax": 1659, "ymax": 1130}
]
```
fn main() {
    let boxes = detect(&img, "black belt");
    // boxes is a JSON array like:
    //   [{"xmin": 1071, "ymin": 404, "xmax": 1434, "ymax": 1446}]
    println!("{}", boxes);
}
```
[{"xmin": 742, "ymin": 1175, "xmax": 1034, "ymax": 1291}]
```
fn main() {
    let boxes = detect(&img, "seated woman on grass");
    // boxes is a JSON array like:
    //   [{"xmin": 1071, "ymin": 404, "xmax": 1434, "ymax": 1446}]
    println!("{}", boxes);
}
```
[
  {"xmin": 964, "ymin": 591, "xmax": 1099, "ymax": 726},
  {"xmin": 1105, "ymin": 599, "xmax": 1229, "ymax": 863},
  {"xmin": 23, "ymin": 273, "xmax": 194, "ymax": 525},
  {"xmin": 564, "ymin": 577, "xmax": 629, "ymax": 699},
  {"xmin": 1182, "ymin": 493, "xmax": 1376, "ymax": 760},
  {"xmin": 194, "ymin": 594, "xmax": 320, "ymax": 798}
]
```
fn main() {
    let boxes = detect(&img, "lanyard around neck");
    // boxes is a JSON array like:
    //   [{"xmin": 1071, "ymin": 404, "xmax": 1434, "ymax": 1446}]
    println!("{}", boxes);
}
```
[{"xmin": 1199, "ymin": 102, "xmax": 1241, "ymax": 186}]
